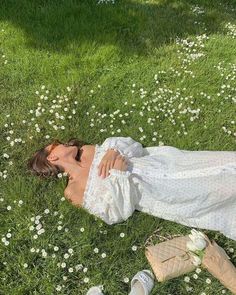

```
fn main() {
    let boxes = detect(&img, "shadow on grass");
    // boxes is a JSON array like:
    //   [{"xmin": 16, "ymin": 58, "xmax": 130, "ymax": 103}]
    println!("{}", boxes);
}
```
[{"xmin": 0, "ymin": 0, "xmax": 235, "ymax": 56}]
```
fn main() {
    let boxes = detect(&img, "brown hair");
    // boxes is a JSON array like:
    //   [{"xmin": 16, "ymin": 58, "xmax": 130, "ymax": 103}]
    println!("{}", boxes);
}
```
[{"xmin": 26, "ymin": 137, "xmax": 90, "ymax": 185}]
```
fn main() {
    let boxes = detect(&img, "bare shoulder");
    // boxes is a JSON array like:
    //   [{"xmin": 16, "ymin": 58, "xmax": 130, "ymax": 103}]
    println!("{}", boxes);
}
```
[{"xmin": 64, "ymin": 183, "xmax": 84, "ymax": 208}]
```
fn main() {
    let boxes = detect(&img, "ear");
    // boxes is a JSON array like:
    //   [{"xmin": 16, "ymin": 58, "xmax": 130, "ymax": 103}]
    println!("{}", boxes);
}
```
[{"xmin": 47, "ymin": 155, "xmax": 58, "ymax": 162}]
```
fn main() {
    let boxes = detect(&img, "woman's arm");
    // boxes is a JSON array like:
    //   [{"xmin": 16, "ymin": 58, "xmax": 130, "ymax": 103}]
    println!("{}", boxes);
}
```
[{"xmin": 96, "ymin": 168, "xmax": 141, "ymax": 225}]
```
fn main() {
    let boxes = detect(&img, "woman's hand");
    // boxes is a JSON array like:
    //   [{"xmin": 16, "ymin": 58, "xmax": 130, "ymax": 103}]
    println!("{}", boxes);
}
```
[
  {"xmin": 112, "ymin": 155, "xmax": 128, "ymax": 172},
  {"xmin": 98, "ymin": 149, "xmax": 121, "ymax": 179}
]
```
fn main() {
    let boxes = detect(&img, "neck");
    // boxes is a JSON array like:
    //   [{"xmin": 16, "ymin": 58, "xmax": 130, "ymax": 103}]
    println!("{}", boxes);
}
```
[
  {"xmin": 63, "ymin": 162, "xmax": 82, "ymax": 181},
  {"xmin": 64, "ymin": 147, "xmax": 83, "ymax": 181}
]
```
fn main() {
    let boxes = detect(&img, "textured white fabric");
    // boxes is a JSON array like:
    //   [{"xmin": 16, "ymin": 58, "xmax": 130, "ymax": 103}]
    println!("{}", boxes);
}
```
[
  {"xmin": 82, "ymin": 137, "xmax": 236, "ymax": 241},
  {"xmin": 99, "ymin": 136, "xmax": 145, "ymax": 158}
]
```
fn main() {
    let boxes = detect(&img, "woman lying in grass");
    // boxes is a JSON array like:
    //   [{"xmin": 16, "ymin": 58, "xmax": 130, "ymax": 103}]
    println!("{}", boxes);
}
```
[{"xmin": 27, "ymin": 136, "xmax": 236, "ymax": 241}]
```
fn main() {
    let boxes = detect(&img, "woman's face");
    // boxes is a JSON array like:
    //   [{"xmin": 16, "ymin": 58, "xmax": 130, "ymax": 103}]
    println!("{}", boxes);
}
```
[{"xmin": 45, "ymin": 142, "xmax": 78, "ymax": 163}]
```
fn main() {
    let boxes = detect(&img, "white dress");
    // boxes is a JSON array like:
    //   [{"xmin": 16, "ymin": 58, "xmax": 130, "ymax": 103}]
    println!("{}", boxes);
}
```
[{"xmin": 82, "ymin": 137, "xmax": 236, "ymax": 241}]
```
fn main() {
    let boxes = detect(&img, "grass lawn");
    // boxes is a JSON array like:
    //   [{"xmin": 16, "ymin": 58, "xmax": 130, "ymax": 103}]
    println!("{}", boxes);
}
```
[{"xmin": 0, "ymin": 0, "xmax": 236, "ymax": 294}]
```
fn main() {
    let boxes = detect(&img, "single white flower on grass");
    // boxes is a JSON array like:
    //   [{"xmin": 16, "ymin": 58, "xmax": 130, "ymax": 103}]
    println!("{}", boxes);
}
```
[
  {"xmin": 68, "ymin": 248, "xmax": 73, "ymax": 254},
  {"xmin": 184, "ymin": 276, "xmax": 190, "ymax": 282},
  {"xmin": 195, "ymin": 267, "xmax": 201, "ymax": 274},
  {"xmin": 229, "ymin": 248, "xmax": 234, "ymax": 253},
  {"xmin": 101, "ymin": 253, "xmax": 107, "ymax": 258},
  {"xmin": 55, "ymin": 285, "xmax": 62, "ymax": 291},
  {"xmin": 131, "ymin": 245, "xmax": 137, "ymax": 251},
  {"xmin": 64, "ymin": 253, "xmax": 69, "ymax": 259},
  {"xmin": 192, "ymin": 273, "xmax": 198, "ymax": 279},
  {"xmin": 206, "ymin": 278, "xmax": 211, "ymax": 284}
]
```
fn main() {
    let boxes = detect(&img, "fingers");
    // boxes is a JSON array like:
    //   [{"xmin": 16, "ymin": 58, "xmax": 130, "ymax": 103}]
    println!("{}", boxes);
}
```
[
  {"xmin": 113, "ymin": 155, "xmax": 128, "ymax": 171},
  {"xmin": 100, "ymin": 164, "xmax": 112, "ymax": 178},
  {"xmin": 106, "ymin": 163, "xmax": 112, "ymax": 178},
  {"xmin": 98, "ymin": 156, "xmax": 128, "ymax": 179},
  {"xmin": 99, "ymin": 161, "xmax": 116, "ymax": 179},
  {"xmin": 98, "ymin": 164, "xmax": 106, "ymax": 177},
  {"xmin": 100, "ymin": 165, "xmax": 106, "ymax": 179},
  {"xmin": 107, "ymin": 158, "xmax": 116, "ymax": 177}
]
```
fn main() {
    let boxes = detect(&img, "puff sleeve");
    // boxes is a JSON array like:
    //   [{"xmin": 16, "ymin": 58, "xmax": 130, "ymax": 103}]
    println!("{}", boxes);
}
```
[
  {"xmin": 97, "ymin": 168, "xmax": 141, "ymax": 225},
  {"xmin": 99, "ymin": 137, "xmax": 145, "ymax": 158}
]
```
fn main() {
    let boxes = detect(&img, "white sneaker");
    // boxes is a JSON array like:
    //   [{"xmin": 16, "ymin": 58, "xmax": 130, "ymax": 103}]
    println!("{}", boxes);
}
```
[
  {"xmin": 129, "ymin": 269, "xmax": 155, "ymax": 295},
  {"xmin": 86, "ymin": 286, "xmax": 104, "ymax": 295}
]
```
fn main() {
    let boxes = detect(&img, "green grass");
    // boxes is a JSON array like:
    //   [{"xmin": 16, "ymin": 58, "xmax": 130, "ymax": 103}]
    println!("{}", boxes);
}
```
[{"xmin": 0, "ymin": 0, "xmax": 236, "ymax": 294}]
